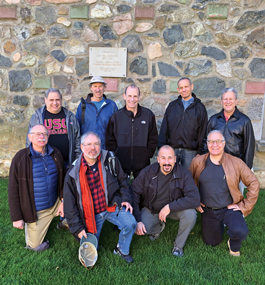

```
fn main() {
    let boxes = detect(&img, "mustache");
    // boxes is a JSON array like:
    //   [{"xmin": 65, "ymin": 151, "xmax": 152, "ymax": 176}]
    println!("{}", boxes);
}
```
[{"xmin": 163, "ymin": 164, "xmax": 171, "ymax": 167}]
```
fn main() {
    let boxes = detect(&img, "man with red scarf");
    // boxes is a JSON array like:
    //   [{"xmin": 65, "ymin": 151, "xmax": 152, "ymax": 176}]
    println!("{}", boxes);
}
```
[{"xmin": 64, "ymin": 132, "xmax": 136, "ymax": 263}]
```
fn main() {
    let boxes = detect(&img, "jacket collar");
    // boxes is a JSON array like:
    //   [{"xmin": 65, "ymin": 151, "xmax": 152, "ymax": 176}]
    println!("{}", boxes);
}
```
[
  {"xmin": 123, "ymin": 104, "xmax": 142, "ymax": 118},
  {"xmin": 177, "ymin": 93, "xmax": 200, "ymax": 105},
  {"xmin": 217, "ymin": 106, "xmax": 240, "ymax": 119},
  {"xmin": 151, "ymin": 162, "xmax": 182, "ymax": 179}
]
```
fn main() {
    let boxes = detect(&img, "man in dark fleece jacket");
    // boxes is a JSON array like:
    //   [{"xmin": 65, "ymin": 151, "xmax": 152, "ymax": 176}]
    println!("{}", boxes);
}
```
[
  {"xmin": 132, "ymin": 145, "xmax": 200, "ymax": 258},
  {"xmin": 105, "ymin": 84, "xmax": 158, "ymax": 178},
  {"xmin": 158, "ymin": 77, "xmax": 208, "ymax": 169}
]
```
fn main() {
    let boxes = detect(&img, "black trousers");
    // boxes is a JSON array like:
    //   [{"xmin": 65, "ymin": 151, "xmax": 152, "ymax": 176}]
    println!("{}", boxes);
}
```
[{"xmin": 201, "ymin": 207, "xmax": 248, "ymax": 252}]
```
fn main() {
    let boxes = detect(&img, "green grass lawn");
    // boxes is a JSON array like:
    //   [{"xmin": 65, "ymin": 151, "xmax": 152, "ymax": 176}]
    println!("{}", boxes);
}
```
[{"xmin": 1, "ymin": 178, "xmax": 264, "ymax": 285}]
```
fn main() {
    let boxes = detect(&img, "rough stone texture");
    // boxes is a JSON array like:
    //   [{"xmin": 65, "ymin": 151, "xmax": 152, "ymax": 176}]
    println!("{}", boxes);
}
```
[
  {"xmin": 235, "ymin": 10, "xmax": 265, "ymax": 31},
  {"xmin": 158, "ymin": 62, "xmax": 180, "ymax": 77},
  {"xmin": 147, "ymin": 43, "xmax": 162, "ymax": 60},
  {"xmin": 159, "ymin": 4, "xmax": 179, "ymax": 13},
  {"xmin": 46, "ymin": 61, "xmax": 61, "ymax": 74},
  {"xmin": 117, "ymin": 5, "xmax": 131, "ymax": 13},
  {"xmin": 100, "ymin": 25, "xmax": 117, "ymax": 40},
  {"xmin": 91, "ymin": 5, "xmax": 113, "ymax": 18},
  {"xmin": 155, "ymin": 16, "xmax": 166, "ymax": 29},
  {"xmin": 0, "ymin": 7, "xmax": 17, "ymax": 19},
  {"xmin": 74, "ymin": 21, "xmax": 84, "ymax": 30},
  {"xmin": 13, "ymin": 96, "xmax": 30, "ymax": 106},
  {"xmin": 24, "ymin": 0, "xmax": 42, "ymax": 4},
  {"xmin": 112, "ymin": 13, "xmax": 134, "ymax": 35},
  {"xmin": 20, "ymin": 7, "xmax": 31, "ymax": 23},
  {"xmin": 135, "ymin": 7, "xmax": 155, "ymax": 19},
  {"xmin": 35, "ymin": 77, "xmax": 51, "ymax": 89},
  {"xmin": 70, "ymin": 6, "xmax": 89, "ymax": 19},
  {"xmin": 172, "ymin": 9, "xmax": 195, "ymax": 22},
  {"xmin": 246, "ymin": 27, "xmax": 265, "ymax": 48},
  {"xmin": 129, "ymin": 56, "xmax": 148, "ymax": 75},
  {"xmin": 152, "ymin": 79, "xmax": 166, "ymax": 94},
  {"xmin": 46, "ymin": 0, "xmax": 80, "ymax": 2},
  {"xmin": 201, "ymin": 46, "xmax": 226, "ymax": 60},
  {"xmin": 245, "ymin": 81, "xmax": 265, "ymax": 94},
  {"xmin": 196, "ymin": 32, "xmax": 213, "ymax": 44},
  {"xmin": 23, "ymin": 54, "xmax": 36, "ymax": 66},
  {"xmin": 48, "ymin": 26, "xmax": 68, "ymax": 38},
  {"xmin": 64, "ymin": 39, "xmax": 86, "ymax": 55},
  {"xmin": 24, "ymin": 37, "xmax": 50, "ymax": 58},
  {"xmin": 53, "ymin": 75, "xmax": 68, "ymax": 89},
  {"xmin": 193, "ymin": 77, "xmax": 226, "ymax": 98},
  {"xmin": 58, "ymin": 6, "xmax": 69, "ymax": 15},
  {"xmin": 13, "ymin": 27, "xmax": 30, "ymax": 41},
  {"xmin": 0, "ymin": 55, "xmax": 12, "ymax": 67},
  {"xmin": 75, "ymin": 57, "xmax": 89, "ymax": 76},
  {"xmin": 184, "ymin": 59, "xmax": 212, "ymax": 77},
  {"xmin": 135, "ymin": 23, "xmax": 153, "ymax": 33},
  {"xmin": 247, "ymin": 98, "xmax": 263, "ymax": 120},
  {"xmin": 3, "ymin": 41, "xmax": 16, "ymax": 53},
  {"xmin": 230, "ymin": 45, "xmax": 251, "ymax": 59},
  {"xmin": 9, "ymin": 70, "xmax": 32, "ymax": 92},
  {"xmin": 57, "ymin": 17, "xmax": 71, "ymax": 27},
  {"xmin": 152, "ymin": 63, "xmax": 156, "ymax": 77},
  {"xmin": 216, "ymin": 62, "xmax": 232, "ymax": 78},
  {"xmin": 13, "ymin": 52, "xmax": 21, "ymax": 62},
  {"xmin": 51, "ymin": 50, "xmax": 67, "ymax": 62},
  {"xmin": 35, "ymin": 7, "xmax": 56, "ymax": 25},
  {"xmin": 215, "ymin": 32, "xmax": 240, "ymax": 47},
  {"xmin": 234, "ymin": 69, "xmax": 249, "ymax": 80},
  {"xmin": 249, "ymin": 58, "xmax": 265, "ymax": 79},
  {"xmin": 121, "ymin": 35, "xmax": 143, "ymax": 53},
  {"xmin": 82, "ymin": 26, "xmax": 99, "ymax": 41},
  {"xmin": 174, "ymin": 40, "xmax": 199, "ymax": 58},
  {"xmin": 163, "ymin": 25, "xmax": 184, "ymax": 46}
]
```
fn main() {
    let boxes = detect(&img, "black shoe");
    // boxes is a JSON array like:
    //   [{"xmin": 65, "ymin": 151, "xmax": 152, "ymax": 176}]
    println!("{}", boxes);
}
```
[
  {"xmin": 57, "ymin": 221, "xmax": 69, "ymax": 230},
  {"xmin": 114, "ymin": 245, "xmax": 133, "ymax": 263},
  {"xmin": 172, "ymin": 244, "xmax": 184, "ymax": 257}
]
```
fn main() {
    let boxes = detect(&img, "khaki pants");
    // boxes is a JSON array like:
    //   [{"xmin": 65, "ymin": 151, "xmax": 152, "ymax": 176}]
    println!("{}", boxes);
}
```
[{"xmin": 25, "ymin": 198, "xmax": 60, "ymax": 248}]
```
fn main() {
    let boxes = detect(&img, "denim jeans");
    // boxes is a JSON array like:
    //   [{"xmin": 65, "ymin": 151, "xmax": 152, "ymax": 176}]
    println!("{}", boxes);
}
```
[
  {"xmin": 94, "ymin": 206, "xmax": 137, "ymax": 255},
  {"xmin": 174, "ymin": 148, "xmax": 197, "ymax": 169},
  {"xmin": 201, "ymin": 207, "xmax": 248, "ymax": 252}
]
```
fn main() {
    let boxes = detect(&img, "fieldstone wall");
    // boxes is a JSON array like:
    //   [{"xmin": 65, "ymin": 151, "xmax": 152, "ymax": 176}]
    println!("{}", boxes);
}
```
[{"xmin": 0, "ymin": 0, "xmax": 265, "ymax": 186}]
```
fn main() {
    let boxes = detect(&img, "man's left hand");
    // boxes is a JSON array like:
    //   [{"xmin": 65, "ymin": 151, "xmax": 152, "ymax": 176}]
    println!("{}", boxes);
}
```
[
  {"xmin": 227, "ymin": 204, "xmax": 240, "ymax": 211},
  {"xmin": 121, "ymin": 202, "xmax": 133, "ymax": 214},
  {"xmin": 56, "ymin": 201, "xmax": 64, "ymax": 217},
  {"xmin": 159, "ymin": 204, "xmax": 170, "ymax": 222}
]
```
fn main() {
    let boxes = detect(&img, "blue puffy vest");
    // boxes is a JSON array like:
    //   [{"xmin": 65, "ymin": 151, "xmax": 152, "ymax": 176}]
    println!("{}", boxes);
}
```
[{"xmin": 30, "ymin": 144, "xmax": 58, "ymax": 212}]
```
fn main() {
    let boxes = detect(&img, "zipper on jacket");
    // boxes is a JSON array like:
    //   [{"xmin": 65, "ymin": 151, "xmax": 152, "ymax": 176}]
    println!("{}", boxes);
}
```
[{"xmin": 131, "ymin": 118, "xmax": 134, "ymax": 169}]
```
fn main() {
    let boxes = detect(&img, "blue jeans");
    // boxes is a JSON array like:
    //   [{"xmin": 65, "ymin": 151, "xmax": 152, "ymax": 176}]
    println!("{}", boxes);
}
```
[
  {"xmin": 94, "ymin": 206, "xmax": 136, "ymax": 255},
  {"xmin": 174, "ymin": 148, "xmax": 197, "ymax": 169}
]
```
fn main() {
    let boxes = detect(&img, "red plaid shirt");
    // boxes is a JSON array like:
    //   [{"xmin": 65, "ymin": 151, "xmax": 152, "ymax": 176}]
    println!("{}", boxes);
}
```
[{"xmin": 82, "ymin": 156, "xmax": 107, "ymax": 214}]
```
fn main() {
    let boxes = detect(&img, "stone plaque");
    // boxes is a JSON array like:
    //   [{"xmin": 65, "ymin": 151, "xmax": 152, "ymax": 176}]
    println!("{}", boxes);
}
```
[
  {"xmin": 89, "ymin": 47, "xmax": 127, "ymax": 78},
  {"xmin": 207, "ymin": 4, "xmax": 229, "ymax": 19}
]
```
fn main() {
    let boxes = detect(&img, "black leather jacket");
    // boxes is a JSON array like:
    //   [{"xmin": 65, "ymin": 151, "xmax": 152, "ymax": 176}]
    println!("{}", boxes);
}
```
[
  {"xmin": 203, "ymin": 107, "xmax": 255, "ymax": 169},
  {"xmin": 158, "ymin": 94, "xmax": 208, "ymax": 154},
  {"xmin": 131, "ymin": 163, "xmax": 200, "ymax": 222}
]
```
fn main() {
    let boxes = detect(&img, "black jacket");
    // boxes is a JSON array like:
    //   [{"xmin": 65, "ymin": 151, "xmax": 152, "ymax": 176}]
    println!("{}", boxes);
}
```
[
  {"xmin": 63, "ymin": 150, "xmax": 132, "ymax": 235},
  {"xmin": 203, "ymin": 107, "xmax": 255, "ymax": 169},
  {"xmin": 105, "ymin": 105, "xmax": 158, "ymax": 173},
  {"xmin": 131, "ymin": 163, "xmax": 200, "ymax": 222},
  {"xmin": 158, "ymin": 94, "xmax": 208, "ymax": 154}
]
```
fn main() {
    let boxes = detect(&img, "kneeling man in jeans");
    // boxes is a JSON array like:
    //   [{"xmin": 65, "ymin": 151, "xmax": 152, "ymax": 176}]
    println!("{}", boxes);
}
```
[{"xmin": 132, "ymin": 145, "xmax": 200, "ymax": 257}]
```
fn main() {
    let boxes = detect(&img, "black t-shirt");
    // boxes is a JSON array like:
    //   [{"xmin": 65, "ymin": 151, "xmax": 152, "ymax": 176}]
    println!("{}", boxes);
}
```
[
  {"xmin": 152, "ymin": 170, "xmax": 173, "ymax": 213},
  {"xmin": 199, "ymin": 156, "xmax": 233, "ymax": 208},
  {"xmin": 44, "ymin": 109, "xmax": 69, "ymax": 162}
]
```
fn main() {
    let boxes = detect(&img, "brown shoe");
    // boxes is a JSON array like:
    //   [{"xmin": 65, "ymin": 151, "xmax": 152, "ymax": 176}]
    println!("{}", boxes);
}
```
[{"xmin": 227, "ymin": 239, "xmax": 240, "ymax": 256}]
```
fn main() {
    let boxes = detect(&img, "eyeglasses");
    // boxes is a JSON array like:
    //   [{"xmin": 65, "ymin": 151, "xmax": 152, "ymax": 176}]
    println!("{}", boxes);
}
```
[
  {"xmin": 30, "ymin": 132, "xmax": 48, "ymax": 137},
  {"xmin": 207, "ymin": 140, "xmax": 225, "ymax": 145},
  {"xmin": 82, "ymin": 143, "xmax": 101, "ymax": 147}
]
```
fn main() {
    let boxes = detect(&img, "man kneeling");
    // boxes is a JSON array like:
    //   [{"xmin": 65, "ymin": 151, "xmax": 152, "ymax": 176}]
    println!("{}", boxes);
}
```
[
  {"xmin": 189, "ymin": 130, "xmax": 259, "ymax": 256},
  {"xmin": 132, "ymin": 145, "xmax": 200, "ymax": 257},
  {"xmin": 64, "ymin": 132, "xmax": 136, "ymax": 263}
]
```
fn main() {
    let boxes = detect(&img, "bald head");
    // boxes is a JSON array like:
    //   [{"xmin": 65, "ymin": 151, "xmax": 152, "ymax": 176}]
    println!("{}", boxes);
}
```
[{"xmin": 157, "ymin": 145, "xmax": 176, "ymax": 175}]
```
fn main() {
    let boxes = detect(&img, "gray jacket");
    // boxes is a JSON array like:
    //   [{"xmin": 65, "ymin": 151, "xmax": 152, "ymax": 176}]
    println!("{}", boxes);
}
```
[{"xmin": 26, "ymin": 106, "xmax": 81, "ymax": 165}]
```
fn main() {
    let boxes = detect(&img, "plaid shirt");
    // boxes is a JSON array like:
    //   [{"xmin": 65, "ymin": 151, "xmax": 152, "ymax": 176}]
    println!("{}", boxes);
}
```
[{"xmin": 82, "ymin": 156, "xmax": 107, "ymax": 214}]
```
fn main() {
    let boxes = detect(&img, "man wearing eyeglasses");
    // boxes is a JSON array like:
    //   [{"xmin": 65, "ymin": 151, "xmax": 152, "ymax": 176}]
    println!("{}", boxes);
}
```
[
  {"xmin": 204, "ymin": 88, "xmax": 255, "ymax": 193},
  {"xmin": 189, "ymin": 130, "xmax": 259, "ymax": 257},
  {"xmin": 8, "ymin": 125, "xmax": 65, "ymax": 252},
  {"xmin": 64, "ymin": 132, "xmax": 136, "ymax": 263}
]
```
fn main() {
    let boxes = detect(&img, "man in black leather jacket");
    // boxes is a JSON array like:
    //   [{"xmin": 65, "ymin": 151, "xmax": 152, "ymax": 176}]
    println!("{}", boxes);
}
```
[{"xmin": 204, "ymin": 88, "xmax": 255, "ymax": 169}]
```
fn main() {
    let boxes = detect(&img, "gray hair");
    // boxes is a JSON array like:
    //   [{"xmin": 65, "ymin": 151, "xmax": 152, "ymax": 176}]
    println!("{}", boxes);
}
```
[
  {"xmin": 81, "ymin": 132, "xmax": 101, "ymax": 145},
  {"xmin": 45, "ymin": 88, "xmax": 62, "ymax": 99},
  {"xmin": 221, "ymin": 88, "xmax": 238, "ymax": 100},
  {"xmin": 207, "ymin": 130, "xmax": 225, "ymax": 141},
  {"xmin": 29, "ymin": 124, "xmax": 48, "ymax": 134},
  {"xmin": 178, "ymin": 77, "xmax": 192, "ymax": 87},
  {"xmin": 124, "ymin": 84, "xmax": 140, "ymax": 96}
]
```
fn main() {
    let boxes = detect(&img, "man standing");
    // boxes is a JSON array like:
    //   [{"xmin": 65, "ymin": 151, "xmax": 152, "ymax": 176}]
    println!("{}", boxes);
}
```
[
  {"xmin": 64, "ymin": 132, "xmax": 136, "ymax": 263},
  {"xmin": 106, "ymin": 84, "xmax": 158, "ymax": 178},
  {"xmin": 132, "ymin": 145, "xmax": 200, "ymax": 257},
  {"xmin": 9, "ymin": 125, "xmax": 65, "ymax": 251},
  {"xmin": 76, "ymin": 76, "xmax": 118, "ymax": 149},
  {"xmin": 205, "ymin": 88, "xmax": 255, "ymax": 170},
  {"xmin": 189, "ymin": 130, "xmax": 259, "ymax": 256},
  {"xmin": 158, "ymin": 77, "xmax": 208, "ymax": 169},
  {"xmin": 27, "ymin": 88, "xmax": 80, "ymax": 167}
]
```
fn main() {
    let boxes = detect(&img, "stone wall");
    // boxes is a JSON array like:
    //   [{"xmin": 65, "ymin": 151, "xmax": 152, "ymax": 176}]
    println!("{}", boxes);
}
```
[{"xmin": 0, "ymin": 0, "xmax": 265, "ymax": 186}]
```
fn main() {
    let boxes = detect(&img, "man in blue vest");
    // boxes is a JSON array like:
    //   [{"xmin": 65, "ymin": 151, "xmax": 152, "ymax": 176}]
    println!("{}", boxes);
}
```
[{"xmin": 8, "ymin": 125, "xmax": 65, "ymax": 252}]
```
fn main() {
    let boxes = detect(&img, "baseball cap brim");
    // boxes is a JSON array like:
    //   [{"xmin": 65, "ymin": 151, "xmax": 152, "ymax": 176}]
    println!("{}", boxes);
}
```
[
  {"xmin": 80, "ymin": 233, "xmax": 98, "ymax": 248},
  {"xmin": 79, "ymin": 233, "xmax": 98, "ymax": 268}
]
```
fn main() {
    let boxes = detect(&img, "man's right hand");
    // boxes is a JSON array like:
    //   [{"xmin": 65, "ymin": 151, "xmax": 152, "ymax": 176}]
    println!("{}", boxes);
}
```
[
  {"xmin": 78, "ymin": 230, "xmax": 87, "ymax": 240},
  {"xmin": 13, "ymin": 220, "xmax": 24, "ymax": 229},
  {"xmin": 135, "ymin": 222, "xmax": 147, "ymax": 235},
  {"xmin": 196, "ymin": 203, "xmax": 205, "ymax": 213}
]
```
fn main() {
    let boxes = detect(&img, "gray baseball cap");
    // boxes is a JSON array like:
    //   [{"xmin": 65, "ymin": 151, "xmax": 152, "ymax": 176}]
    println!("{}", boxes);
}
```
[
  {"xmin": 79, "ymin": 233, "xmax": 98, "ymax": 268},
  {"xmin": 89, "ymin": 76, "xmax": 106, "ymax": 86}
]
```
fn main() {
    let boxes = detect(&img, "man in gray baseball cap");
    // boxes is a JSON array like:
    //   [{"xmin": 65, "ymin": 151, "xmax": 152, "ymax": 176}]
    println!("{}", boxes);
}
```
[{"xmin": 76, "ymin": 76, "xmax": 118, "ymax": 149}]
